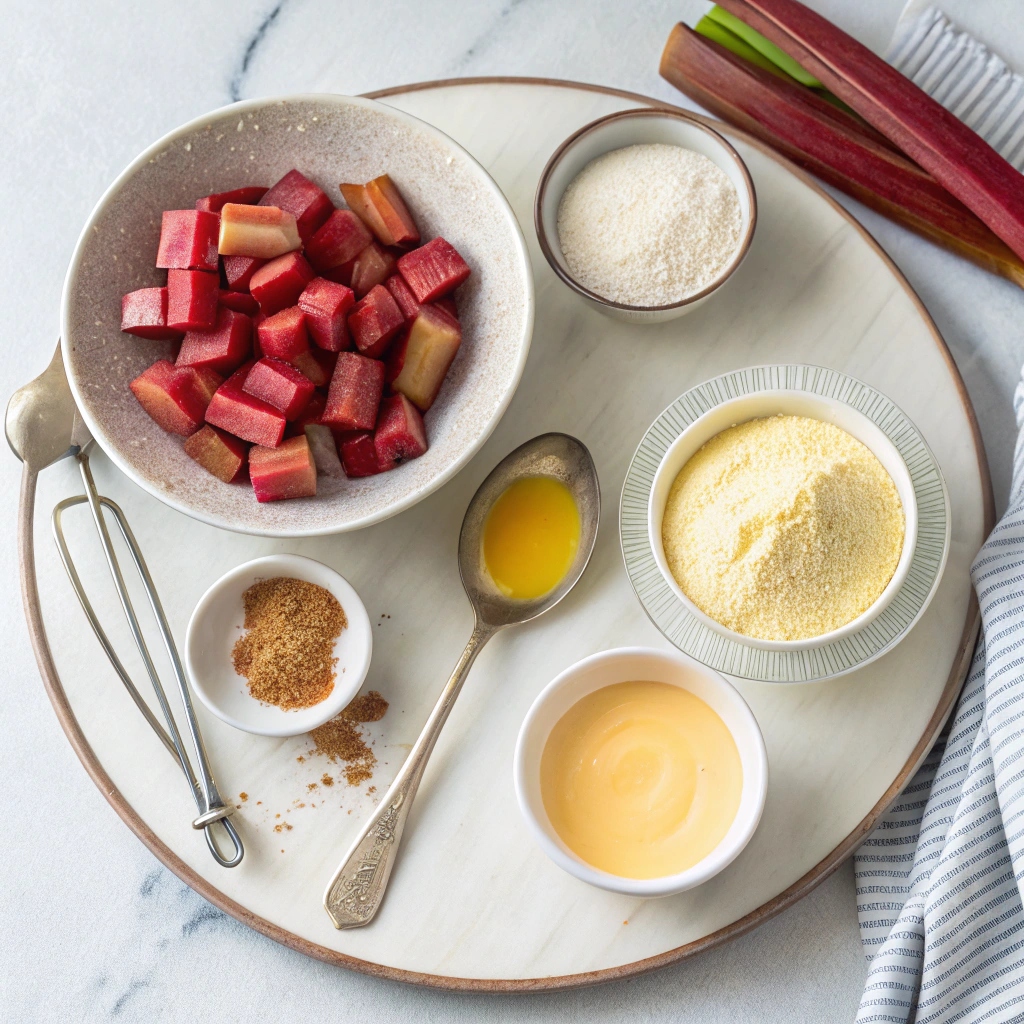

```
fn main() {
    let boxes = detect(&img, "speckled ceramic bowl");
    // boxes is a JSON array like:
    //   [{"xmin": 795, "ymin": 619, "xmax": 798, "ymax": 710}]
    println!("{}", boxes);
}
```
[{"xmin": 61, "ymin": 94, "xmax": 534, "ymax": 536}]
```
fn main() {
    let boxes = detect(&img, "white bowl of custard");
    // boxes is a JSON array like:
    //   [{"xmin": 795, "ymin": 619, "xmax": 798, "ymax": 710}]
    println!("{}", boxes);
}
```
[{"xmin": 514, "ymin": 647, "xmax": 767, "ymax": 897}]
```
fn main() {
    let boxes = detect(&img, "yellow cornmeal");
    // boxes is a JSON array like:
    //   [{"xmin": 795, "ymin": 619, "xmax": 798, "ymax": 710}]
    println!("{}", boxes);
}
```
[{"xmin": 662, "ymin": 415, "xmax": 904, "ymax": 641}]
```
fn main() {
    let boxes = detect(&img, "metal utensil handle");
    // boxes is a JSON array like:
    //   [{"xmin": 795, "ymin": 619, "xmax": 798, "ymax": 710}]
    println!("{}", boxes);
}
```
[
  {"xmin": 52, "ymin": 455, "xmax": 242, "ymax": 868},
  {"xmin": 323, "ymin": 620, "xmax": 498, "ymax": 927}
]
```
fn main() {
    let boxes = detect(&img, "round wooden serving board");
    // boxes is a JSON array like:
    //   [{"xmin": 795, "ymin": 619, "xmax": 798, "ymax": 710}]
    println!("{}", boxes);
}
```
[{"xmin": 24, "ymin": 79, "xmax": 992, "ymax": 990}]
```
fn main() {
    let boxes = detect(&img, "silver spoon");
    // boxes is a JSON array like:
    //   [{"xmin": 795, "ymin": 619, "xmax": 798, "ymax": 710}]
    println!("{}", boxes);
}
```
[
  {"xmin": 7, "ymin": 343, "xmax": 243, "ymax": 867},
  {"xmin": 323, "ymin": 432, "xmax": 600, "ymax": 928}
]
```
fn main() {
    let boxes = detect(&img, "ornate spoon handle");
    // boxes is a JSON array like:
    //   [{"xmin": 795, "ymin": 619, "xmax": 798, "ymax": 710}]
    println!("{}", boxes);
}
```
[{"xmin": 323, "ymin": 620, "xmax": 498, "ymax": 928}]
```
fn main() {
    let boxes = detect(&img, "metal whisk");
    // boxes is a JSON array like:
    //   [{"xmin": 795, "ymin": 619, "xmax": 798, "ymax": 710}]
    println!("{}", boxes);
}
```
[{"xmin": 8, "ymin": 344, "xmax": 243, "ymax": 867}]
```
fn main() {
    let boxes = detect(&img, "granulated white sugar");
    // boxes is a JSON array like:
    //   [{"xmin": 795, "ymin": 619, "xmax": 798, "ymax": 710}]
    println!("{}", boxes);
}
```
[{"xmin": 556, "ymin": 143, "xmax": 743, "ymax": 306}]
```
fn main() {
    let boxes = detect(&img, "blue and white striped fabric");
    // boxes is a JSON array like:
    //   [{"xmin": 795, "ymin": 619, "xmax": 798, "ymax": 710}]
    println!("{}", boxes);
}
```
[{"xmin": 854, "ymin": 370, "xmax": 1024, "ymax": 1023}]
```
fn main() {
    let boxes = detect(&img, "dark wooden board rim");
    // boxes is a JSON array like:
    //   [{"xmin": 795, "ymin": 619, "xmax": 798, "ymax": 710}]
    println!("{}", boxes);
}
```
[{"xmin": 19, "ymin": 76, "xmax": 995, "ymax": 993}]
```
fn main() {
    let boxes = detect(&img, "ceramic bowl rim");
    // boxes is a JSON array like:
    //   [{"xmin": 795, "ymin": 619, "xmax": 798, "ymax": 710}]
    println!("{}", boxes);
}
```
[
  {"xmin": 533, "ymin": 107, "xmax": 757, "ymax": 313},
  {"xmin": 646, "ymin": 389, "xmax": 920, "ymax": 652},
  {"xmin": 513, "ymin": 645, "xmax": 768, "ymax": 898},
  {"xmin": 60, "ymin": 92, "xmax": 535, "ymax": 538},
  {"xmin": 184, "ymin": 553, "xmax": 372, "ymax": 737}
]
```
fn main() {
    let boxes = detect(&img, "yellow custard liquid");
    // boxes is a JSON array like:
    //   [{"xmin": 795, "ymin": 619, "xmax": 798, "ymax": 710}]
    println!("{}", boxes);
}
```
[
  {"xmin": 482, "ymin": 476, "xmax": 580, "ymax": 600},
  {"xmin": 540, "ymin": 681, "xmax": 742, "ymax": 879}
]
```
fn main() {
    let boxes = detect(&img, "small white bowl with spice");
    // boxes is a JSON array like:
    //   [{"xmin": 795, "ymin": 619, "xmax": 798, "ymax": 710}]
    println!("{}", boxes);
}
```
[
  {"xmin": 534, "ymin": 108, "xmax": 756, "ymax": 323},
  {"xmin": 648, "ymin": 390, "xmax": 920, "ymax": 653},
  {"xmin": 185, "ymin": 554, "xmax": 372, "ymax": 737}
]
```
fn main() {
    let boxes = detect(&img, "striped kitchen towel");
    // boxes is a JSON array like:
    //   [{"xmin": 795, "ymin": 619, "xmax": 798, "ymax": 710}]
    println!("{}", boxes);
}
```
[{"xmin": 854, "ymin": 366, "xmax": 1024, "ymax": 1022}]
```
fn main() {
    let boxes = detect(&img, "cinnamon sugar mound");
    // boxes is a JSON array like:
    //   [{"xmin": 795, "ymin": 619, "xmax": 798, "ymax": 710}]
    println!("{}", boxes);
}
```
[
  {"xmin": 308, "ymin": 690, "xmax": 389, "ymax": 786},
  {"xmin": 232, "ymin": 577, "xmax": 347, "ymax": 710}
]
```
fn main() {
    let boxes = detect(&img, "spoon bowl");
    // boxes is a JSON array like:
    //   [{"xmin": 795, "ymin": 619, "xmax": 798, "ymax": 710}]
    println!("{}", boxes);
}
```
[
  {"xmin": 324, "ymin": 433, "xmax": 600, "ymax": 928},
  {"xmin": 459, "ymin": 433, "xmax": 601, "ymax": 628}
]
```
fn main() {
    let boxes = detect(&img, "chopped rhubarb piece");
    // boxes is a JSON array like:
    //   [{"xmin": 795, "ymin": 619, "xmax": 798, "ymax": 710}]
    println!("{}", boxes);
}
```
[
  {"xmin": 304, "ymin": 423, "xmax": 344, "ymax": 478},
  {"xmin": 156, "ymin": 210, "xmax": 220, "ymax": 272},
  {"xmin": 166, "ymin": 269, "xmax": 219, "ymax": 331},
  {"xmin": 176, "ymin": 307, "xmax": 252, "ymax": 375},
  {"xmin": 340, "ymin": 176, "xmax": 420, "ymax": 247},
  {"xmin": 397, "ymin": 237, "xmax": 471, "ymax": 303},
  {"xmin": 183, "ymin": 425, "xmax": 249, "ymax": 483},
  {"xmin": 250, "ymin": 252, "xmax": 315, "ymax": 315},
  {"xmin": 374, "ymin": 393, "xmax": 428, "ymax": 471},
  {"xmin": 293, "ymin": 348, "xmax": 335, "ymax": 388},
  {"xmin": 195, "ymin": 186, "xmax": 268, "ymax": 213},
  {"xmin": 257, "ymin": 306, "xmax": 309, "ymax": 362},
  {"xmin": 323, "ymin": 352, "xmax": 385, "ymax": 431},
  {"xmin": 285, "ymin": 391, "xmax": 326, "ymax": 437},
  {"xmin": 297, "ymin": 277, "xmax": 354, "ymax": 351},
  {"xmin": 306, "ymin": 210, "xmax": 373, "ymax": 273},
  {"xmin": 192, "ymin": 366, "xmax": 225, "ymax": 405},
  {"xmin": 218, "ymin": 203, "xmax": 301, "ymax": 259},
  {"xmin": 218, "ymin": 289, "xmax": 259, "ymax": 315},
  {"xmin": 249, "ymin": 435, "xmax": 317, "ymax": 502},
  {"xmin": 350, "ymin": 242, "xmax": 397, "ymax": 297},
  {"xmin": 205, "ymin": 375, "xmax": 286, "ymax": 448},
  {"xmin": 243, "ymin": 357, "xmax": 315, "ymax": 419},
  {"xmin": 338, "ymin": 430, "xmax": 381, "ymax": 477},
  {"xmin": 389, "ymin": 304, "xmax": 462, "ymax": 411},
  {"xmin": 129, "ymin": 359, "xmax": 212, "ymax": 436},
  {"xmin": 259, "ymin": 170, "xmax": 333, "ymax": 243},
  {"xmin": 384, "ymin": 274, "xmax": 421, "ymax": 322},
  {"xmin": 222, "ymin": 255, "xmax": 266, "ymax": 291},
  {"xmin": 348, "ymin": 284, "xmax": 404, "ymax": 358},
  {"xmin": 121, "ymin": 287, "xmax": 183, "ymax": 341}
]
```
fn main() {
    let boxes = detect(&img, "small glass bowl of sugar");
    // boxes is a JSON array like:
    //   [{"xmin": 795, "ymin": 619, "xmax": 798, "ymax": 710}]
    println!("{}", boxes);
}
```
[{"xmin": 535, "ymin": 108, "xmax": 757, "ymax": 323}]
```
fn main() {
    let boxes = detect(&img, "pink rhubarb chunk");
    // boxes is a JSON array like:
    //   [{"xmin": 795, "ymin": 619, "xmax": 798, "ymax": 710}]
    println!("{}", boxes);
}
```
[
  {"xmin": 243, "ymin": 357, "xmax": 315, "ymax": 419},
  {"xmin": 323, "ymin": 352, "xmax": 385, "ymax": 431},
  {"xmin": 388, "ymin": 303, "xmax": 462, "ymax": 411},
  {"xmin": 338, "ymin": 430, "xmax": 381, "ymax": 477},
  {"xmin": 156, "ymin": 210, "xmax": 220, "ymax": 272},
  {"xmin": 176, "ymin": 306, "xmax": 252, "ymax": 376},
  {"xmin": 259, "ymin": 169, "xmax": 333, "ymax": 243},
  {"xmin": 339, "ymin": 176, "xmax": 420, "ymax": 248},
  {"xmin": 249, "ymin": 435, "xmax": 317, "ymax": 502},
  {"xmin": 218, "ymin": 203, "xmax": 301, "ymax": 259},
  {"xmin": 183, "ymin": 425, "xmax": 249, "ymax": 483},
  {"xmin": 121, "ymin": 287, "xmax": 183, "ymax": 341},
  {"xmin": 195, "ymin": 186, "xmax": 267, "ymax": 213},
  {"xmin": 205, "ymin": 369, "xmax": 286, "ymax": 448},
  {"xmin": 350, "ymin": 242, "xmax": 397, "ymax": 298},
  {"xmin": 374, "ymin": 393, "xmax": 428, "ymax": 470},
  {"xmin": 250, "ymin": 251, "xmax": 315, "ymax": 315},
  {"xmin": 166, "ymin": 269, "xmax": 219, "ymax": 331},
  {"xmin": 348, "ymin": 284, "xmax": 404, "ymax": 358},
  {"xmin": 257, "ymin": 306, "xmax": 309, "ymax": 362},
  {"xmin": 223, "ymin": 255, "xmax": 266, "ymax": 292},
  {"xmin": 397, "ymin": 237, "xmax": 471, "ymax": 303},
  {"xmin": 306, "ymin": 210, "xmax": 373, "ymax": 273},
  {"xmin": 129, "ymin": 359, "xmax": 214, "ymax": 436},
  {"xmin": 297, "ymin": 277, "xmax": 354, "ymax": 352}
]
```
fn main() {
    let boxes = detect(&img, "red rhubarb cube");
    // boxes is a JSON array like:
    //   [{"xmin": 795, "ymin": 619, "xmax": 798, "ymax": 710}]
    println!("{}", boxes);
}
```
[
  {"xmin": 195, "ymin": 186, "xmax": 267, "ymax": 213},
  {"xmin": 249, "ymin": 435, "xmax": 317, "ymax": 502},
  {"xmin": 384, "ymin": 274, "xmax": 421, "ymax": 322},
  {"xmin": 157, "ymin": 210, "xmax": 220, "ymax": 272},
  {"xmin": 222, "ymin": 255, "xmax": 266, "ymax": 292},
  {"xmin": 323, "ymin": 352, "xmax": 385, "ymax": 431},
  {"xmin": 297, "ymin": 277, "xmax": 354, "ymax": 352},
  {"xmin": 306, "ymin": 210, "xmax": 373, "ymax": 273},
  {"xmin": 397, "ymin": 237, "xmax": 471, "ymax": 303},
  {"xmin": 338, "ymin": 430, "xmax": 381, "ymax": 477},
  {"xmin": 166, "ymin": 269, "xmax": 219, "ymax": 331},
  {"xmin": 129, "ymin": 359, "xmax": 213, "ymax": 436},
  {"xmin": 340, "ymin": 176, "xmax": 420, "ymax": 248},
  {"xmin": 374, "ymin": 393, "xmax": 428, "ymax": 471},
  {"xmin": 121, "ymin": 287, "xmax": 183, "ymax": 341},
  {"xmin": 388, "ymin": 304, "xmax": 462, "ymax": 411},
  {"xmin": 176, "ymin": 306, "xmax": 252, "ymax": 376},
  {"xmin": 260, "ymin": 169, "xmax": 333, "ymax": 243},
  {"xmin": 348, "ymin": 284, "xmax": 404, "ymax": 358},
  {"xmin": 350, "ymin": 242, "xmax": 397, "ymax": 298},
  {"xmin": 243, "ymin": 358, "xmax": 315, "ymax": 419},
  {"xmin": 205, "ymin": 371, "xmax": 286, "ymax": 448},
  {"xmin": 250, "ymin": 251, "xmax": 315, "ymax": 315},
  {"xmin": 218, "ymin": 289, "xmax": 260, "ymax": 315},
  {"xmin": 257, "ymin": 306, "xmax": 309, "ymax": 362},
  {"xmin": 183, "ymin": 425, "xmax": 249, "ymax": 483}
]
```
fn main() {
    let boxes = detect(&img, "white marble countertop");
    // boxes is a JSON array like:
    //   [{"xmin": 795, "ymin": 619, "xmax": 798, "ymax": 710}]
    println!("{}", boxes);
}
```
[{"xmin": 2, "ymin": 0, "xmax": 1022, "ymax": 1019}]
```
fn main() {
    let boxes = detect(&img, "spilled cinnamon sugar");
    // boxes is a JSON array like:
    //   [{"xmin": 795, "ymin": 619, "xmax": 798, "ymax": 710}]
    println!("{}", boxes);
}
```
[
  {"xmin": 308, "ymin": 690, "xmax": 389, "ymax": 786},
  {"xmin": 232, "ymin": 577, "xmax": 346, "ymax": 710}
]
